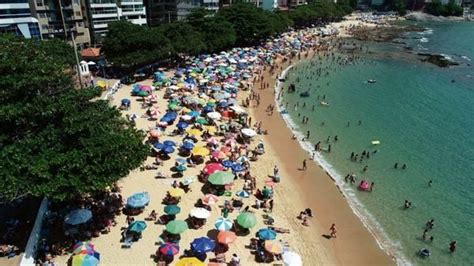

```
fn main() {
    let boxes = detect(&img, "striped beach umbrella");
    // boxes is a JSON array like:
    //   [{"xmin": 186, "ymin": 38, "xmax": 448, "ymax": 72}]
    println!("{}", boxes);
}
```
[
  {"xmin": 72, "ymin": 242, "xmax": 94, "ymax": 255},
  {"xmin": 71, "ymin": 252, "xmax": 100, "ymax": 266},
  {"xmin": 202, "ymin": 194, "xmax": 219, "ymax": 205},
  {"xmin": 235, "ymin": 190, "xmax": 250, "ymax": 198},
  {"xmin": 214, "ymin": 217, "xmax": 233, "ymax": 231},
  {"xmin": 159, "ymin": 242, "xmax": 179, "ymax": 256}
]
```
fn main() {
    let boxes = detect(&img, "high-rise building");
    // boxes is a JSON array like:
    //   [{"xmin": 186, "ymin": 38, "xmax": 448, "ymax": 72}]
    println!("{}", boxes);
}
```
[
  {"xmin": 0, "ymin": 0, "xmax": 41, "ymax": 38},
  {"xmin": 83, "ymin": 0, "xmax": 145, "ymax": 43},
  {"xmin": 29, "ymin": 0, "xmax": 90, "ymax": 47},
  {"xmin": 176, "ymin": 0, "xmax": 218, "ymax": 20},
  {"xmin": 146, "ymin": 0, "xmax": 218, "ymax": 25}
]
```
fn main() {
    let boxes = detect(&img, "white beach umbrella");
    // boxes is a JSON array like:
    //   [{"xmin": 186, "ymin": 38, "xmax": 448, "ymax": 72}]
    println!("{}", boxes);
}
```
[
  {"xmin": 230, "ymin": 105, "xmax": 246, "ymax": 114},
  {"xmin": 282, "ymin": 251, "xmax": 302, "ymax": 266},
  {"xmin": 207, "ymin": 112, "xmax": 221, "ymax": 120},
  {"xmin": 181, "ymin": 115, "xmax": 192, "ymax": 121},
  {"xmin": 190, "ymin": 207, "xmax": 211, "ymax": 219},
  {"xmin": 241, "ymin": 128, "xmax": 257, "ymax": 138}
]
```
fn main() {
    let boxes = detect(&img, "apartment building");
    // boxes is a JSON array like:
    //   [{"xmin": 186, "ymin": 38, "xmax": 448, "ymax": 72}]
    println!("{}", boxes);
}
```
[
  {"xmin": 29, "ymin": 0, "xmax": 90, "ymax": 46},
  {"xmin": 0, "ymin": 0, "xmax": 41, "ymax": 38},
  {"xmin": 83, "ymin": 0, "xmax": 145, "ymax": 43}
]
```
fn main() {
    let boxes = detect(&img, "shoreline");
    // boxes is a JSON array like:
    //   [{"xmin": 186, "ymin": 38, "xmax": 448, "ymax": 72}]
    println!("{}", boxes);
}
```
[{"xmin": 249, "ymin": 49, "xmax": 396, "ymax": 265}]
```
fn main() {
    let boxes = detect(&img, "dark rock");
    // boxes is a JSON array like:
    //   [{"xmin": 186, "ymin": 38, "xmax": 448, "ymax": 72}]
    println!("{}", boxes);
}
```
[{"xmin": 418, "ymin": 53, "xmax": 459, "ymax": 67}]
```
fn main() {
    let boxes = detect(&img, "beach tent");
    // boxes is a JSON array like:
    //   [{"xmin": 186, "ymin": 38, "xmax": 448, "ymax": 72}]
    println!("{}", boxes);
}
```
[
  {"xmin": 126, "ymin": 192, "xmax": 150, "ymax": 208},
  {"xmin": 191, "ymin": 237, "xmax": 216, "ymax": 253},
  {"xmin": 64, "ymin": 209, "xmax": 92, "ymax": 226}
]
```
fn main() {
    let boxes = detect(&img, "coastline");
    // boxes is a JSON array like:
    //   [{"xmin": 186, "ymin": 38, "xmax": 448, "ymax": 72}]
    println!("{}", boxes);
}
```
[{"xmin": 249, "ymin": 50, "xmax": 395, "ymax": 265}]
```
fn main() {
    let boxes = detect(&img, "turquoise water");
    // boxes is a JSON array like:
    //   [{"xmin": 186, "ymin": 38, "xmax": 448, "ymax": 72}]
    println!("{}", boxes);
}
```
[{"xmin": 281, "ymin": 22, "xmax": 474, "ymax": 265}]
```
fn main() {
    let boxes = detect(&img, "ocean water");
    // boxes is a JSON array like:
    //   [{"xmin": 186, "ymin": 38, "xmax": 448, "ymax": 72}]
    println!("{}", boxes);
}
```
[{"xmin": 279, "ymin": 22, "xmax": 474, "ymax": 265}]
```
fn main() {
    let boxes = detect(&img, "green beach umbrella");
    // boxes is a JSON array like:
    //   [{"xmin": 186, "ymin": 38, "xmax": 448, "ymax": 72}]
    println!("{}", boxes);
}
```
[
  {"xmin": 164, "ymin": 205, "xmax": 181, "ymax": 215},
  {"xmin": 208, "ymin": 171, "xmax": 234, "ymax": 185},
  {"xmin": 195, "ymin": 117, "xmax": 208, "ymax": 125},
  {"xmin": 166, "ymin": 220, "xmax": 188, "ymax": 234},
  {"xmin": 137, "ymin": 90, "xmax": 149, "ymax": 97},
  {"xmin": 236, "ymin": 212, "xmax": 257, "ymax": 229}
]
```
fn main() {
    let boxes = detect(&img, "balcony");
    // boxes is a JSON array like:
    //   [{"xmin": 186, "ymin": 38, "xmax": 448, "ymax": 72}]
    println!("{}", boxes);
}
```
[{"xmin": 92, "ymin": 13, "xmax": 118, "ymax": 19}]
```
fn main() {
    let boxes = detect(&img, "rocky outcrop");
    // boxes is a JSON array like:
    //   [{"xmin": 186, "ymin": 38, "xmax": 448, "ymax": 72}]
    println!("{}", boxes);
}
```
[
  {"xmin": 418, "ymin": 53, "xmax": 460, "ymax": 67},
  {"xmin": 405, "ymin": 12, "xmax": 466, "ymax": 22}
]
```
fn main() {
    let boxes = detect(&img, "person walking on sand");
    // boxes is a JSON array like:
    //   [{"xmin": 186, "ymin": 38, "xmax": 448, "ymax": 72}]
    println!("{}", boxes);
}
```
[
  {"xmin": 302, "ymin": 159, "xmax": 307, "ymax": 171},
  {"xmin": 329, "ymin": 224, "xmax": 337, "ymax": 238}
]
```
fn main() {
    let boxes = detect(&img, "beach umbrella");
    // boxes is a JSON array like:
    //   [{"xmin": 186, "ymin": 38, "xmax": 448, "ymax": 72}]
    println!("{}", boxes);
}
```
[
  {"xmin": 128, "ymin": 220, "xmax": 147, "ymax": 233},
  {"xmin": 187, "ymin": 128, "xmax": 202, "ymax": 137},
  {"xmin": 175, "ymin": 164, "xmax": 187, "ymax": 172},
  {"xmin": 208, "ymin": 171, "xmax": 234, "ymax": 185},
  {"xmin": 191, "ymin": 237, "xmax": 216, "ymax": 253},
  {"xmin": 188, "ymin": 111, "xmax": 200, "ymax": 117},
  {"xmin": 72, "ymin": 242, "xmax": 94, "ymax": 255},
  {"xmin": 190, "ymin": 208, "xmax": 211, "ymax": 219},
  {"xmin": 206, "ymin": 137, "xmax": 219, "ymax": 145},
  {"xmin": 224, "ymin": 139, "xmax": 237, "ymax": 147},
  {"xmin": 168, "ymin": 188, "xmax": 185, "ymax": 197},
  {"xmin": 164, "ymin": 204, "xmax": 181, "ymax": 215},
  {"xmin": 64, "ymin": 209, "xmax": 92, "ymax": 225},
  {"xmin": 236, "ymin": 212, "xmax": 257, "ymax": 229},
  {"xmin": 71, "ymin": 252, "xmax": 100, "ymax": 266},
  {"xmin": 161, "ymin": 145, "xmax": 175, "ymax": 154},
  {"xmin": 153, "ymin": 142, "xmax": 165, "ymax": 150},
  {"xmin": 203, "ymin": 126, "xmax": 217, "ymax": 135},
  {"xmin": 221, "ymin": 160, "xmax": 234, "ymax": 168},
  {"xmin": 262, "ymin": 187, "xmax": 272, "ymax": 198},
  {"xmin": 176, "ymin": 157, "xmax": 187, "ymax": 165},
  {"xmin": 192, "ymin": 146, "xmax": 210, "ymax": 157},
  {"xmin": 264, "ymin": 240, "xmax": 283, "ymax": 254},
  {"xmin": 163, "ymin": 140, "xmax": 176, "ymax": 147},
  {"xmin": 177, "ymin": 121, "xmax": 189, "ymax": 130},
  {"xmin": 257, "ymin": 228, "xmax": 277, "ymax": 240},
  {"xmin": 214, "ymin": 217, "xmax": 233, "ymax": 231},
  {"xmin": 149, "ymin": 129, "xmax": 160, "ymax": 138},
  {"xmin": 182, "ymin": 176, "xmax": 195, "ymax": 186},
  {"xmin": 282, "ymin": 251, "xmax": 303, "ymax": 266},
  {"xmin": 96, "ymin": 80, "xmax": 106, "ymax": 88},
  {"xmin": 121, "ymin": 98, "xmax": 130, "ymax": 105},
  {"xmin": 159, "ymin": 242, "xmax": 180, "ymax": 256},
  {"xmin": 181, "ymin": 114, "xmax": 193, "ymax": 121},
  {"xmin": 202, "ymin": 194, "xmax": 219, "ymax": 205},
  {"xmin": 195, "ymin": 117, "xmax": 208, "ymax": 125},
  {"xmin": 217, "ymin": 231, "xmax": 236, "ymax": 244},
  {"xmin": 241, "ymin": 128, "xmax": 257, "ymax": 138},
  {"xmin": 203, "ymin": 163, "xmax": 224, "ymax": 175},
  {"xmin": 211, "ymin": 150, "xmax": 227, "ymax": 160},
  {"xmin": 166, "ymin": 220, "xmax": 188, "ymax": 234},
  {"xmin": 137, "ymin": 90, "xmax": 149, "ymax": 97},
  {"xmin": 126, "ymin": 192, "xmax": 150, "ymax": 208},
  {"xmin": 231, "ymin": 163, "xmax": 245, "ymax": 173},
  {"xmin": 181, "ymin": 141, "xmax": 195, "ymax": 150},
  {"xmin": 175, "ymin": 257, "xmax": 204, "ymax": 266},
  {"xmin": 206, "ymin": 112, "xmax": 221, "ymax": 120},
  {"xmin": 235, "ymin": 190, "xmax": 250, "ymax": 198}
]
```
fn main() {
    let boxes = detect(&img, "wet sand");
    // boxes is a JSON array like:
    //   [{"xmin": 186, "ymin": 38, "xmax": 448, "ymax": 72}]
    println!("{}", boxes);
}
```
[{"xmin": 249, "ymin": 52, "xmax": 395, "ymax": 265}]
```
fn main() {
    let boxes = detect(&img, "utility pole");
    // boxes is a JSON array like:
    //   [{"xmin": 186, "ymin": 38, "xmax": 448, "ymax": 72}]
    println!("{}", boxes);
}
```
[
  {"xmin": 71, "ymin": 31, "xmax": 84, "ymax": 89},
  {"xmin": 168, "ymin": 11, "xmax": 171, "ymax": 23},
  {"xmin": 57, "ymin": 0, "xmax": 68, "ymax": 39}
]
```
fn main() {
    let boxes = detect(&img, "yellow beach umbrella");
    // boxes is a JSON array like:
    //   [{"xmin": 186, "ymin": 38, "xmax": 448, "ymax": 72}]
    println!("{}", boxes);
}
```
[
  {"xmin": 204, "ymin": 126, "xmax": 217, "ymax": 135},
  {"xmin": 168, "ymin": 188, "xmax": 185, "ymax": 197},
  {"xmin": 176, "ymin": 257, "xmax": 204, "ymax": 266},
  {"xmin": 186, "ymin": 128, "xmax": 202, "ymax": 137},
  {"xmin": 96, "ymin": 80, "xmax": 107, "ymax": 88},
  {"xmin": 192, "ymin": 146, "xmax": 209, "ymax": 157}
]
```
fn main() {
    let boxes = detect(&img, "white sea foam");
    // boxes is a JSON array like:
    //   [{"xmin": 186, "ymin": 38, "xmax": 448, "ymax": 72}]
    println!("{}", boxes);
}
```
[
  {"xmin": 418, "ymin": 28, "xmax": 433, "ymax": 35},
  {"xmin": 420, "ymin": 37, "xmax": 429, "ymax": 43},
  {"xmin": 275, "ymin": 64, "xmax": 412, "ymax": 266},
  {"xmin": 461, "ymin": 55, "xmax": 471, "ymax": 61}
]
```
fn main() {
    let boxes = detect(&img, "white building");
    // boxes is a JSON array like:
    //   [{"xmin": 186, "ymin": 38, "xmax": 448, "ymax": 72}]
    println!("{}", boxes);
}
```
[
  {"xmin": 83, "ymin": 0, "xmax": 146, "ymax": 43},
  {"xmin": 0, "ymin": 0, "xmax": 41, "ymax": 38}
]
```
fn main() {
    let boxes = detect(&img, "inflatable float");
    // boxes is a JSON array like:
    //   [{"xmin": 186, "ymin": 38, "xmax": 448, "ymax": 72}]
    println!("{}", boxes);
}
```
[{"xmin": 358, "ymin": 180, "xmax": 370, "ymax": 192}]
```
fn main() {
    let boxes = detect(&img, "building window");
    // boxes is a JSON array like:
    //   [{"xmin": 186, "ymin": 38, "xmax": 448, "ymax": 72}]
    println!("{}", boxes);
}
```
[
  {"xmin": 36, "ymin": 0, "xmax": 43, "ymax": 6},
  {"xmin": 75, "ymin": 11, "xmax": 81, "ymax": 16}
]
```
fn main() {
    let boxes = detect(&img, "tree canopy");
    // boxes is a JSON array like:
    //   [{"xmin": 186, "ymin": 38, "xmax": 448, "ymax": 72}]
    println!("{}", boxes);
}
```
[
  {"xmin": 0, "ymin": 35, "xmax": 149, "ymax": 202},
  {"xmin": 102, "ymin": 2, "xmax": 352, "ymax": 69},
  {"xmin": 425, "ymin": 0, "xmax": 463, "ymax": 16}
]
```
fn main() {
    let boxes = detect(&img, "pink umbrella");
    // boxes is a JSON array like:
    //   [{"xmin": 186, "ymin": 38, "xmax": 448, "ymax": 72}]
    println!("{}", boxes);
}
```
[
  {"xmin": 212, "ymin": 150, "xmax": 227, "ymax": 160},
  {"xmin": 225, "ymin": 138, "xmax": 237, "ymax": 147},
  {"xmin": 149, "ymin": 129, "xmax": 160, "ymax": 138},
  {"xmin": 207, "ymin": 137, "xmax": 219, "ymax": 145},
  {"xmin": 202, "ymin": 194, "xmax": 219, "ymax": 205},
  {"xmin": 140, "ymin": 85, "xmax": 152, "ymax": 92}
]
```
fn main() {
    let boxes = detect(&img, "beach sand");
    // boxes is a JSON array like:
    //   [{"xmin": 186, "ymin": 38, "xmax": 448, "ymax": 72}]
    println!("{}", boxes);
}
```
[{"xmin": 53, "ymin": 16, "xmax": 394, "ymax": 266}]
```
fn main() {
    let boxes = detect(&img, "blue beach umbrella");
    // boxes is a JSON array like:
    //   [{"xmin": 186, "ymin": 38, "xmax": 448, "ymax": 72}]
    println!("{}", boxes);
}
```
[
  {"xmin": 121, "ymin": 98, "xmax": 131, "ymax": 105},
  {"xmin": 202, "ymin": 106, "xmax": 213, "ymax": 113},
  {"xmin": 257, "ymin": 228, "xmax": 277, "ymax": 240},
  {"xmin": 181, "ymin": 141, "xmax": 194, "ymax": 150},
  {"xmin": 126, "ymin": 192, "xmax": 150, "ymax": 208},
  {"xmin": 221, "ymin": 160, "xmax": 234, "ymax": 168},
  {"xmin": 175, "ymin": 164, "xmax": 187, "ymax": 172},
  {"xmin": 161, "ymin": 145, "xmax": 175, "ymax": 154},
  {"xmin": 64, "ymin": 209, "xmax": 92, "ymax": 225},
  {"xmin": 177, "ymin": 122, "xmax": 189, "ymax": 130},
  {"xmin": 176, "ymin": 158, "xmax": 187, "ymax": 165},
  {"xmin": 191, "ymin": 237, "xmax": 216, "ymax": 253},
  {"xmin": 153, "ymin": 142, "xmax": 165, "ymax": 150},
  {"xmin": 164, "ymin": 205, "xmax": 181, "ymax": 215},
  {"xmin": 128, "ymin": 221, "xmax": 147, "ymax": 233},
  {"xmin": 163, "ymin": 140, "xmax": 176, "ymax": 147},
  {"xmin": 214, "ymin": 217, "xmax": 233, "ymax": 231},
  {"xmin": 231, "ymin": 163, "xmax": 245, "ymax": 172},
  {"xmin": 188, "ymin": 111, "xmax": 200, "ymax": 117}
]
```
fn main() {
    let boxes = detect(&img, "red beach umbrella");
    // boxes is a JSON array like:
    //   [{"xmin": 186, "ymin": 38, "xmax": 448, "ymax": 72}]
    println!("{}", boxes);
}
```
[
  {"xmin": 217, "ymin": 231, "xmax": 236, "ymax": 244},
  {"xmin": 202, "ymin": 194, "xmax": 219, "ymax": 205},
  {"xmin": 203, "ymin": 163, "xmax": 224, "ymax": 175}
]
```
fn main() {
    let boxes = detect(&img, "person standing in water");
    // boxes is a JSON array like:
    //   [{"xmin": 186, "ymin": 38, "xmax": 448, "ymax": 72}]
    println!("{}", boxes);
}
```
[{"xmin": 449, "ymin": 241, "xmax": 457, "ymax": 253}]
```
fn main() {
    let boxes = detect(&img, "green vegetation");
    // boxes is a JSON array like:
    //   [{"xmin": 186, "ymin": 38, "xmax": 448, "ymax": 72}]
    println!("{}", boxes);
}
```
[
  {"xmin": 425, "ymin": 0, "xmax": 463, "ymax": 16},
  {"xmin": 103, "ymin": 2, "xmax": 353, "ymax": 69},
  {"xmin": 0, "ymin": 35, "xmax": 149, "ymax": 202}
]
